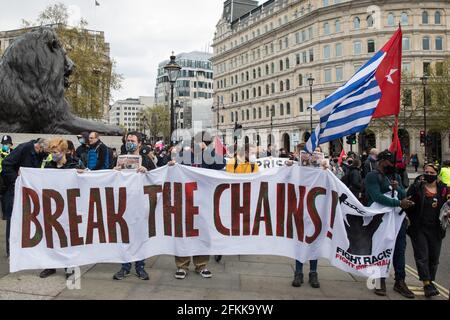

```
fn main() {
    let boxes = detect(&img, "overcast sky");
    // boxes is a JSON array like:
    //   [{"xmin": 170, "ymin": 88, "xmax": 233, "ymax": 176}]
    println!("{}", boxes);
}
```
[{"xmin": 0, "ymin": 0, "xmax": 236, "ymax": 102}]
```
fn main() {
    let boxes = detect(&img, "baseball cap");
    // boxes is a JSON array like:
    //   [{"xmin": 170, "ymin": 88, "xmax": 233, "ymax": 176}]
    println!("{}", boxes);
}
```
[{"xmin": 1, "ymin": 135, "xmax": 12, "ymax": 145}]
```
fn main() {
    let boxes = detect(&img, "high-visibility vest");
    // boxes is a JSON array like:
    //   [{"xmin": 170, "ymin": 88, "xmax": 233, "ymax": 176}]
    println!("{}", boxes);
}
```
[
  {"xmin": 0, "ymin": 151, "xmax": 9, "ymax": 173},
  {"xmin": 41, "ymin": 154, "xmax": 53, "ymax": 169}
]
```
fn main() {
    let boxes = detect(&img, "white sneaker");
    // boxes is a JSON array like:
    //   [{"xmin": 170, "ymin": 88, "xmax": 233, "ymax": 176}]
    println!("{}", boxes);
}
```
[
  {"xmin": 197, "ymin": 268, "xmax": 212, "ymax": 278},
  {"xmin": 174, "ymin": 268, "xmax": 187, "ymax": 279}
]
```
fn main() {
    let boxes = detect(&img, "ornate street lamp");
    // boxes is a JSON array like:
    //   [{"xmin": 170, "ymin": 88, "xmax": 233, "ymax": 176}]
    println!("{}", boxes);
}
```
[
  {"xmin": 174, "ymin": 100, "xmax": 182, "ymax": 143},
  {"xmin": 163, "ymin": 52, "xmax": 181, "ymax": 145},
  {"xmin": 307, "ymin": 74, "xmax": 315, "ymax": 134}
]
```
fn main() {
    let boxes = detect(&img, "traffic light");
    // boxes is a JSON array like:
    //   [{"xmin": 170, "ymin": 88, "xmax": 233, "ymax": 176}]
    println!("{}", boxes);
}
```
[
  {"xmin": 420, "ymin": 130, "xmax": 425, "ymax": 146},
  {"xmin": 346, "ymin": 133, "xmax": 357, "ymax": 145}
]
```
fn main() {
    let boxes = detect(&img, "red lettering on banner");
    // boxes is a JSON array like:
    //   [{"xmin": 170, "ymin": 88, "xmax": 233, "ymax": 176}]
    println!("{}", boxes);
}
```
[
  {"xmin": 42, "ymin": 189, "xmax": 68, "ymax": 248},
  {"xmin": 213, "ymin": 184, "xmax": 231, "ymax": 236},
  {"xmin": 231, "ymin": 183, "xmax": 251, "ymax": 236},
  {"xmin": 163, "ymin": 182, "xmax": 183, "ymax": 237},
  {"xmin": 286, "ymin": 184, "xmax": 306, "ymax": 241},
  {"xmin": 86, "ymin": 188, "xmax": 107, "ymax": 245},
  {"xmin": 67, "ymin": 189, "xmax": 84, "ymax": 246},
  {"xmin": 327, "ymin": 191, "xmax": 339, "ymax": 239},
  {"xmin": 21, "ymin": 187, "xmax": 43, "ymax": 248},
  {"xmin": 185, "ymin": 182, "xmax": 199, "ymax": 237},
  {"xmin": 305, "ymin": 187, "xmax": 325, "ymax": 244},
  {"xmin": 105, "ymin": 187, "xmax": 129, "ymax": 243},
  {"xmin": 144, "ymin": 185, "xmax": 162, "ymax": 238},
  {"xmin": 276, "ymin": 183, "xmax": 285, "ymax": 237},
  {"xmin": 252, "ymin": 182, "xmax": 273, "ymax": 236}
]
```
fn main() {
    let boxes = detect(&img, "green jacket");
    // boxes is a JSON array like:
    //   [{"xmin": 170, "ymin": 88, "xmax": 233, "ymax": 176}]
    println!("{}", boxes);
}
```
[
  {"xmin": 0, "ymin": 151, "xmax": 9, "ymax": 173},
  {"xmin": 364, "ymin": 170, "xmax": 406, "ymax": 207}
]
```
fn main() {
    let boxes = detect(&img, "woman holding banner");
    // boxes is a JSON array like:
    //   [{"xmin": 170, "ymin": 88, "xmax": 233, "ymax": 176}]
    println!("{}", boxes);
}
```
[{"xmin": 406, "ymin": 163, "xmax": 448, "ymax": 298}]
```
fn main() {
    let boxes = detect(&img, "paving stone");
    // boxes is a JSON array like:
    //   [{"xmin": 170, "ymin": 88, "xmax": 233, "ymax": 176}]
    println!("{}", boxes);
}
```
[
  {"xmin": 126, "ymin": 284, "xmax": 208, "ymax": 300},
  {"xmin": 239, "ymin": 255, "xmax": 295, "ymax": 265},
  {"xmin": 224, "ymin": 261, "xmax": 293, "ymax": 277},
  {"xmin": 0, "ymin": 271, "xmax": 68, "ymax": 297},
  {"xmin": 156, "ymin": 269, "xmax": 240, "ymax": 291},
  {"xmin": 204, "ymin": 289, "xmax": 294, "ymax": 300},
  {"xmin": 56, "ymin": 278, "xmax": 136, "ymax": 300},
  {"xmin": 0, "ymin": 290, "xmax": 52, "ymax": 300}
]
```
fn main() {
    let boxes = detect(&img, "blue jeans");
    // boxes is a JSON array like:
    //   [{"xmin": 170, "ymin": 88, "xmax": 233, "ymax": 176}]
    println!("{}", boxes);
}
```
[
  {"xmin": 295, "ymin": 260, "xmax": 318, "ymax": 273},
  {"xmin": 122, "ymin": 260, "xmax": 145, "ymax": 272},
  {"xmin": 393, "ymin": 219, "xmax": 407, "ymax": 281}
]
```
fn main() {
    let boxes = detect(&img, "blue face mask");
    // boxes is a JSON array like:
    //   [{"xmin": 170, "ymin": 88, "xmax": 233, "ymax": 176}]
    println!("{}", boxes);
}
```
[
  {"xmin": 78, "ymin": 138, "xmax": 85, "ymax": 145},
  {"xmin": 2, "ymin": 145, "xmax": 9, "ymax": 152},
  {"xmin": 126, "ymin": 142, "xmax": 138, "ymax": 153}
]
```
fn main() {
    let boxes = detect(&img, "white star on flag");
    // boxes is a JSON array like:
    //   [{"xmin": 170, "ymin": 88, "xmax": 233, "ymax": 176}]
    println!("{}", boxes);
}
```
[{"xmin": 386, "ymin": 68, "xmax": 398, "ymax": 84}]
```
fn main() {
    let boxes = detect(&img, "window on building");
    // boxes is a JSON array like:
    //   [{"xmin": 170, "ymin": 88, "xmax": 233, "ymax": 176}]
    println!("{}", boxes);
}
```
[
  {"xmin": 296, "ymin": 54, "xmax": 301, "ymax": 65},
  {"xmin": 285, "ymin": 37, "xmax": 289, "ymax": 48},
  {"xmin": 308, "ymin": 27, "xmax": 313, "ymax": 39},
  {"xmin": 246, "ymin": 71, "xmax": 249, "ymax": 81},
  {"xmin": 322, "ymin": 0, "xmax": 329, "ymax": 6},
  {"xmin": 324, "ymin": 69, "xmax": 332, "ymax": 83},
  {"xmin": 435, "ymin": 37, "xmax": 443, "ymax": 50},
  {"xmin": 266, "ymin": 64, "xmax": 269, "ymax": 75},
  {"xmin": 423, "ymin": 62, "xmax": 431, "ymax": 76},
  {"xmin": 422, "ymin": 36, "xmax": 430, "ymax": 50},
  {"xmin": 302, "ymin": 52, "xmax": 307, "ymax": 63},
  {"xmin": 242, "ymin": 110, "xmax": 245, "ymax": 121},
  {"xmin": 299, "ymin": 74, "xmax": 303, "ymax": 86},
  {"xmin": 309, "ymin": 49, "xmax": 314, "ymax": 62},
  {"xmin": 280, "ymin": 103, "xmax": 284, "ymax": 116},
  {"xmin": 280, "ymin": 60, "xmax": 284, "ymax": 71},
  {"xmin": 266, "ymin": 85, "xmax": 270, "ymax": 95},
  {"xmin": 335, "ymin": 43, "xmax": 343, "ymax": 57},
  {"xmin": 435, "ymin": 11, "xmax": 441, "ymax": 24},
  {"xmin": 253, "ymin": 108, "xmax": 257, "ymax": 119},
  {"xmin": 258, "ymin": 67, "xmax": 261, "ymax": 77},
  {"xmin": 368, "ymin": 39, "xmax": 375, "ymax": 53},
  {"xmin": 271, "ymin": 83, "xmax": 275, "ymax": 93},
  {"xmin": 324, "ymin": 22, "xmax": 330, "ymax": 35},
  {"xmin": 246, "ymin": 90, "xmax": 249, "ymax": 99},
  {"xmin": 367, "ymin": 15, "xmax": 374, "ymax": 28},
  {"xmin": 354, "ymin": 17, "xmax": 360, "ymax": 29},
  {"xmin": 335, "ymin": 19, "xmax": 341, "ymax": 32},
  {"xmin": 323, "ymin": 45, "xmax": 331, "ymax": 59},
  {"xmin": 246, "ymin": 109, "xmax": 250, "ymax": 120},
  {"xmin": 336, "ymin": 67, "xmax": 343, "ymax": 81},
  {"xmin": 402, "ymin": 89, "xmax": 412, "ymax": 106},
  {"xmin": 285, "ymin": 58, "xmax": 290, "ymax": 69},
  {"xmin": 253, "ymin": 69, "xmax": 256, "ymax": 79},
  {"xmin": 258, "ymin": 107, "xmax": 262, "ymax": 119},
  {"xmin": 402, "ymin": 37, "xmax": 410, "ymax": 51},
  {"xmin": 422, "ymin": 11, "xmax": 429, "ymax": 24},
  {"xmin": 271, "ymin": 62, "xmax": 275, "ymax": 73},
  {"xmin": 353, "ymin": 41, "xmax": 362, "ymax": 55},
  {"xmin": 231, "ymin": 112, "xmax": 234, "ymax": 122},
  {"xmin": 401, "ymin": 12, "xmax": 408, "ymax": 25},
  {"xmin": 280, "ymin": 81, "xmax": 284, "ymax": 92},
  {"xmin": 299, "ymin": 98, "xmax": 304, "ymax": 112},
  {"xmin": 402, "ymin": 62, "xmax": 411, "ymax": 74},
  {"xmin": 258, "ymin": 86, "xmax": 262, "ymax": 96},
  {"xmin": 253, "ymin": 88, "xmax": 257, "ymax": 98},
  {"xmin": 286, "ymin": 79, "xmax": 290, "ymax": 90},
  {"xmin": 387, "ymin": 13, "xmax": 395, "ymax": 26}
]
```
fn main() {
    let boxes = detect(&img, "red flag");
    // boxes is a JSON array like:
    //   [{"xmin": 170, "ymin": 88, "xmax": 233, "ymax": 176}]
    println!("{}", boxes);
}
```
[
  {"xmin": 372, "ymin": 27, "xmax": 402, "ymax": 118},
  {"xmin": 338, "ymin": 148, "xmax": 347, "ymax": 165},
  {"xmin": 214, "ymin": 136, "xmax": 228, "ymax": 157},
  {"xmin": 389, "ymin": 117, "xmax": 404, "ymax": 168}
]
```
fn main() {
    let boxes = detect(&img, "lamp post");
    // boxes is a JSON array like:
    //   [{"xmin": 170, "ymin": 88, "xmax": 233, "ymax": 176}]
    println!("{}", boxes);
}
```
[
  {"xmin": 163, "ymin": 52, "xmax": 181, "ymax": 146},
  {"xmin": 151, "ymin": 113, "xmax": 157, "ymax": 144},
  {"xmin": 420, "ymin": 75, "xmax": 428, "ymax": 163},
  {"xmin": 270, "ymin": 105, "xmax": 274, "ymax": 145},
  {"xmin": 142, "ymin": 115, "xmax": 147, "ymax": 143},
  {"xmin": 174, "ymin": 100, "xmax": 181, "ymax": 143},
  {"xmin": 307, "ymin": 74, "xmax": 315, "ymax": 134}
]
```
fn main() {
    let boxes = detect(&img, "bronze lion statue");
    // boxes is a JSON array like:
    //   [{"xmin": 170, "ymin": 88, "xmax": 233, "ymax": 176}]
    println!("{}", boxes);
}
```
[{"xmin": 0, "ymin": 27, "xmax": 123, "ymax": 135}]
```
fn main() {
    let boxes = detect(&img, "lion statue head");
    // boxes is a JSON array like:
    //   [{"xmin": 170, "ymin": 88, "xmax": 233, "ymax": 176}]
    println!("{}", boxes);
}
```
[{"xmin": 0, "ymin": 27, "xmax": 123, "ymax": 135}]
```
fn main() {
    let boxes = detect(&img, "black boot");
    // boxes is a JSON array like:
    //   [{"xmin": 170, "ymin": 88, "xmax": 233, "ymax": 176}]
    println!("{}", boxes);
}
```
[
  {"xmin": 374, "ymin": 278, "xmax": 386, "ymax": 296},
  {"xmin": 393, "ymin": 280, "xmax": 415, "ymax": 299},
  {"xmin": 424, "ymin": 284, "xmax": 439, "ymax": 298},
  {"xmin": 39, "ymin": 269, "xmax": 56, "ymax": 278},
  {"xmin": 292, "ymin": 272, "xmax": 303, "ymax": 287},
  {"xmin": 309, "ymin": 272, "xmax": 320, "ymax": 288}
]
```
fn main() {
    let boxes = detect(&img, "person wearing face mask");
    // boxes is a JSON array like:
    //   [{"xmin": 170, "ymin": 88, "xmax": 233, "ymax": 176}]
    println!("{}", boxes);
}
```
[
  {"xmin": 364, "ymin": 150, "xmax": 415, "ymax": 298},
  {"xmin": 75, "ymin": 132, "xmax": 89, "ymax": 165},
  {"xmin": 362, "ymin": 148, "xmax": 379, "ymax": 179},
  {"xmin": 112, "ymin": 132, "xmax": 155, "ymax": 281},
  {"xmin": 0, "ymin": 135, "xmax": 13, "ymax": 169},
  {"xmin": 226, "ymin": 143, "xmax": 259, "ymax": 174},
  {"xmin": 39, "ymin": 138, "xmax": 84, "ymax": 279},
  {"xmin": 0, "ymin": 138, "xmax": 49, "ymax": 257},
  {"xmin": 406, "ymin": 164, "xmax": 448, "ymax": 297}
]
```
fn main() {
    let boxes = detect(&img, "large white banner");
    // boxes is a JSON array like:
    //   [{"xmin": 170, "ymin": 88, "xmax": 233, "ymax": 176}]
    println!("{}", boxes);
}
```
[{"xmin": 11, "ymin": 165, "xmax": 404, "ymax": 278}]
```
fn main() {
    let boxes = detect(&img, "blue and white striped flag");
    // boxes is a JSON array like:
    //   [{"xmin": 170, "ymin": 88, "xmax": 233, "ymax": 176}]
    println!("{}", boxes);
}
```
[{"xmin": 305, "ymin": 28, "xmax": 402, "ymax": 153}]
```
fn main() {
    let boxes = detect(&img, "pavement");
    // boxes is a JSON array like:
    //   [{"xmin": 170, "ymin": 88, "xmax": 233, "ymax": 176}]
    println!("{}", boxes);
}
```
[{"xmin": 0, "ymin": 168, "xmax": 446, "ymax": 300}]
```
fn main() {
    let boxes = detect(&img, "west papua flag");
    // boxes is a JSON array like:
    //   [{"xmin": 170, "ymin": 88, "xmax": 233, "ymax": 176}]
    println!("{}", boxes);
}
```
[{"xmin": 214, "ymin": 135, "xmax": 228, "ymax": 157}]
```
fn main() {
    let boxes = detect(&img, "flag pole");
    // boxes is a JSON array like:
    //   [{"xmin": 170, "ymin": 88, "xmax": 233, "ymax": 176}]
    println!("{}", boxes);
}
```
[{"xmin": 392, "ymin": 116, "xmax": 399, "ymax": 197}]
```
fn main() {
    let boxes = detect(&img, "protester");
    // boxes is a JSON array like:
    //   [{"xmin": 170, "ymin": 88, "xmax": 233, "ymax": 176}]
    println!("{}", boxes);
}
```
[
  {"xmin": 344, "ymin": 159, "xmax": 364, "ymax": 202},
  {"xmin": 362, "ymin": 148, "xmax": 378, "ymax": 178},
  {"xmin": 76, "ymin": 132, "xmax": 90, "ymax": 166},
  {"xmin": 364, "ymin": 150, "xmax": 415, "ymax": 298},
  {"xmin": 226, "ymin": 143, "xmax": 259, "ymax": 174},
  {"xmin": 168, "ymin": 131, "xmax": 226, "ymax": 279},
  {"xmin": 438, "ymin": 160, "xmax": 450, "ymax": 186},
  {"xmin": 0, "ymin": 138, "xmax": 49, "ymax": 257},
  {"xmin": 0, "ymin": 135, "xmax": 13, "ymax": 219},
  {"xmin": 330, "ymin": 157, "xmax": 345, "ymax": 179},
  {"xmin": 112, "ymin": 132, "xmax": 155, "ymax": 281},
  {"xmin": 406, "ymin": 163, "xmax": 448, "ymax": 297},
  {"xmin": 86, "ymin": 132, "xmax": 110, "ymax": 170},
  {"xmin": 410, "ymin": 153, "xmax": 419, "ymax": 173},
  {"xmin": 39, "ymin": 137, "xmax": 84, "ymax": 279}
]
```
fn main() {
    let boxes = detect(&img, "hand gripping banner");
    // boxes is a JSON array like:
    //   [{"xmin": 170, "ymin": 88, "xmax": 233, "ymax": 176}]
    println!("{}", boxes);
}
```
[{"xmin": 10, "ymin": 165, "xmax": 404, "ymax": 278}]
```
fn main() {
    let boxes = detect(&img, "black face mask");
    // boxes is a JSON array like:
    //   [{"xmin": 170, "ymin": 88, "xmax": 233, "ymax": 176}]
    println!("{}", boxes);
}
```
[
  {"xmin": 384, "ymin": 165, "xmax": 396, "ymax": 175},
  {"xmin": 424, "ymin": 174, "xmax": 437, "ymax": 183}
]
